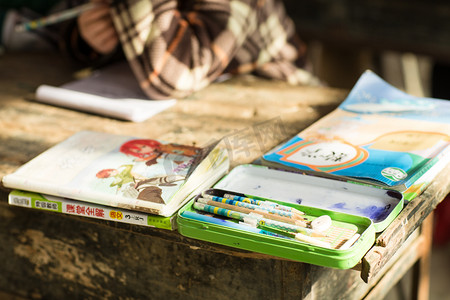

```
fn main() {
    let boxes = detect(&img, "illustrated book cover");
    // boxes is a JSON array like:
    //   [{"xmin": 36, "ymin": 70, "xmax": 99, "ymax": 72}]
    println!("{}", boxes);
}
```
[
  {"xmin": 9, "ymin": 190, "xmax": 178, "ymax": 230},
  {"xmin": 2, "ymin": 130, "xmax": 229, "ymax": 217},
  {"xmin": 262, "ymin": 71, "xmax": 450, "ymax": 201},
  {"xmin": 35, "ymin": 61, "xmax": 176, "ymax": 122}
]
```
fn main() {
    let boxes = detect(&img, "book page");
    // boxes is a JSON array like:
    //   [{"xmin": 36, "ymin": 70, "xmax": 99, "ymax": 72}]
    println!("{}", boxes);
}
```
[{"xmin": 35, "ymin": 62, "xmax": 176, "ymax": 122}]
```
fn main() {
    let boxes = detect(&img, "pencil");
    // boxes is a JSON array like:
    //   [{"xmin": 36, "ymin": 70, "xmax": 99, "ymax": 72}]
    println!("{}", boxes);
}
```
[
  {"xmin": 202, "ymin": 192, "xmax": 305, "ymax": 217},
  {"xmin": 199, "ymin": 195, "xmax": 305, "ymax": 221},
  {"xmin": 197, "ymin": 197, "xmax": 307, "ymax": 227},
  {"xmin": 295, "ymin": 233, "xmax": 332, "ymax": 248},
  {"xmin": 15, "ymin": 2, "xmax": 98, "ymax": 33},
  {"xmin": 193, "ymin": 201, "xmax": 325, "ymax": 237},
  {"xmin": 223, "ymin": 192, "xmax": 305, "ymax": 215},
  {"xmin": 339, "ymin": 233, "xmax": 360, "ymax": 250},
  {"xmin": 181, "ymin": 211, "xmax": 292, "ymax": 240}
]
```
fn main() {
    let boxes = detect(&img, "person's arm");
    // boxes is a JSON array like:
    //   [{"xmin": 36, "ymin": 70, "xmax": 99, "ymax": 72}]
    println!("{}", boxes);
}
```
[
  {"xmin": 108, "ymin": 0, "xmax": 260, "ymax": 99},
  {"xmin": 80, "ymin": 0, "xmax": 315, "ymax": 99},
  {"xmin": 60, "ymin": 0, "xmax": 121, "ymax": 67},
  {"xmin": 77, "ymin": 0, "xmax": 119, "ymax": 55}
]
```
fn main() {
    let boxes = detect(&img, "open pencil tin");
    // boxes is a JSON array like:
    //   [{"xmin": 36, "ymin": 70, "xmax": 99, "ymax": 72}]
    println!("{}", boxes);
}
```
[{"xmin": 177, "ymin": 164, "xmax": 403, "ymax": 269}]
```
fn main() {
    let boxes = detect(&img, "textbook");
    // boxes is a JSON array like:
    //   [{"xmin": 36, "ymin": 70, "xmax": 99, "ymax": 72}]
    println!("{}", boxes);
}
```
[
  {"xmin": 35, "ymin": 61, "xmax": 176, "ymax": 122},
  {"xmin": 2, "ymin": 131, "xmax": 229, "ymax": 217},
  {"xmin": 262, "ymin": 71, "xmax": 450, "ymax": 201},
  {"xmin": 9, "ymin": 190, "xmax": 177, "ymax": 230}
]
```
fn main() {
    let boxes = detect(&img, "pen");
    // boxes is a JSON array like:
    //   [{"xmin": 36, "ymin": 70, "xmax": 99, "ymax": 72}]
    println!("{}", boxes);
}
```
[{"xmin": 15, "ymin": 2, "xmax": 98, "ymax": 32}]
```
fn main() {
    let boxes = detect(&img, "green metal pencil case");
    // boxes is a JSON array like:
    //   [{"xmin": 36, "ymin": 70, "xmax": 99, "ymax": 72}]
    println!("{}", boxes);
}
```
[{"xmin": 177, "ymin": 164, "xmax": 403, "ymax": 269}]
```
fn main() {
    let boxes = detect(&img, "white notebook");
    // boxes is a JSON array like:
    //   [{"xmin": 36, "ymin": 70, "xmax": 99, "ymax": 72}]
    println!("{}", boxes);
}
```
[{"xmin": 35, "ymin": 62, "xmax": 176, "ymax": 122}]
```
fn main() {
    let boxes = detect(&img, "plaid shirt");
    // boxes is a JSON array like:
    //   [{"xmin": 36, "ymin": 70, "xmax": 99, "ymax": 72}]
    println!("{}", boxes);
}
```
[{"xmin": 109, "ymin": 0, "xmax": 318, "ymax": 99}]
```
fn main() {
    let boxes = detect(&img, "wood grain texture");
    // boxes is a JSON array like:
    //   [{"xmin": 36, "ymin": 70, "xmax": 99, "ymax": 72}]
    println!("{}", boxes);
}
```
[
  {"xmin": 361, "ymin": 166, "xmax": 450, "ymax": 282},
  {"xmin": 0, "ymin": 197, "xmax": 305, "ymax": 299}
]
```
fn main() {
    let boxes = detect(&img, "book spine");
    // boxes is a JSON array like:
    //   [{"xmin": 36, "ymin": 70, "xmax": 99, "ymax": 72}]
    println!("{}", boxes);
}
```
[
  {"xmin": 402, "ymin": 148, "xmax": 450, "ymax": 201},
  {"xmin": 2, "ymin": 176, "xmax": 164, "ymax": 215},
  {"xmin": 8, "ymin": 190, "xmax": 176, "ymax": 230},
  {"xmin": 401, "ymin": 145, "xmax": 450, "ymax": 189}
]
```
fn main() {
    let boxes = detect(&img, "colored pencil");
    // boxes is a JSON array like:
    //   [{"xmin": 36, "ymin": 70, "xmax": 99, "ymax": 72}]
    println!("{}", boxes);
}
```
[
  {"xmin": 193, "ymin": 202, "xmax": 325, "ymax": 237},
  {"xmin": 223, "ymin": 192, "xmax": 305, "ymax": 215},
  {"xmin": 199, "ymin": 195, "xmax": 306, "ymax": 221},
  {"xmin": 202, "ymin": 192, "xmax": 305, "ymax": 217},
  {"xmin": 197, "ymin": 197, "xmax": 308, "ymax": 227},
  {"xmin": 181, "ymin": 211, "xmax": 292, "ymax": 240}
]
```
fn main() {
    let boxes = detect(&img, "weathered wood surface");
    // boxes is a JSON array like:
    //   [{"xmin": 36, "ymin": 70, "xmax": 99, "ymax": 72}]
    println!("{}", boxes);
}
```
[
  {"xmin": 0, "ymin": 52, "xmax": 447, "ymax": 299},
  {"xmin": 361, "ymin": 165, "xmax": 450, "ymax": 282},
  {"xmin": 0, "ymin": 53, "xmax": 344, "ymax": 176},
  {"xmin": 363, "ymin": 229, "xmax": 423, "ymax": 300},
  {"xmin": 0, "ymin": 191, "xmax": 310, "ymax": 300}
]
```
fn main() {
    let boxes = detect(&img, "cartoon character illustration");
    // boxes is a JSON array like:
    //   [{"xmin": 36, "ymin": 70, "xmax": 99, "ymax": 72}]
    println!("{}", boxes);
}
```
[
  {"xmin": 96, "ymin": 138, "xmax": 200, "ymax": 204},
  {"xmin": 119, "ymin": 139, "xmax": 199, "ymax": 166},
  {"xmin": 134, "ymin": 174, "xmax": 186, "ymax": 189},
  {"xmin": 96, "ymin": 165, "xmax": 134, "ymax": 189},
  {"xmin": 133, "ymin": 175, "xmax": 186, "ymax": 204},
  {"xmin": 96, "ymin": 166, "xmax": 185, "ymax": 204}
]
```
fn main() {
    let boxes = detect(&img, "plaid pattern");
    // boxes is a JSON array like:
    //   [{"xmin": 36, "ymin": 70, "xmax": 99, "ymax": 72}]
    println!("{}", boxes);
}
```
[{"xmin": 110, "ymin": 0, "xmax": 318, "ymax": 99}]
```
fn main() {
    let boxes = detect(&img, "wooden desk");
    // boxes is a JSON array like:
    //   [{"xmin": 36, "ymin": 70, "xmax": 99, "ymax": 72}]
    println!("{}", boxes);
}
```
[{"xmin": 0, "ymin": 53, "xmax": 448, "ymax": 300}]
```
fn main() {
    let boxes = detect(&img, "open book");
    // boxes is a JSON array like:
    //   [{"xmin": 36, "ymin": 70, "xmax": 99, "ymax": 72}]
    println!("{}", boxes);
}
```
[
  {"xmin": 262, "ymin": 71, "xmax": 450, "ymax": 201},
  {"xmin": 35, "ymin": 62, "xmax": 176, "ymax": 122},
  {"xmin": 2, "ymin": 131, "xmax": 229, "ymax": 217}
]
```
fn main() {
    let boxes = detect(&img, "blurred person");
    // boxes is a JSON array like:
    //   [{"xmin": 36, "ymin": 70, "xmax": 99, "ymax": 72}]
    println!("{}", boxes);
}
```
[{"xmin": 74, "ymin": 0, "xmax": 319, "ymax": 99}]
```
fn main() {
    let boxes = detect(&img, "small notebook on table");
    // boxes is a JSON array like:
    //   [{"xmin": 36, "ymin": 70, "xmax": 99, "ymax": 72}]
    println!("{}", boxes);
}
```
[{"xmin": 35, "ymin": 61, "xmax": 176, "ymax": 122}]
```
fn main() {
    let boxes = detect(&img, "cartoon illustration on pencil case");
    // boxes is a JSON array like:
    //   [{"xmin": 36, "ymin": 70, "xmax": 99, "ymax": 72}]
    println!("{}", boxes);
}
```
[{"xmin": 94, "ymin": 138, "xmax": 200, "ymax": 204}]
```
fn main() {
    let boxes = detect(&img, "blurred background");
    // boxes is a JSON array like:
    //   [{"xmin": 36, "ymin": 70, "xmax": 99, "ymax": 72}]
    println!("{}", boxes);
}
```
[{"xmin": 283, "ymin": 0, "xmax": 450, "ymax": 100}]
